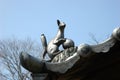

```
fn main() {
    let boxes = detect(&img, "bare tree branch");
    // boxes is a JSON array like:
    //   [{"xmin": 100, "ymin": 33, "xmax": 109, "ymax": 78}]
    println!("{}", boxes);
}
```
[
  {"xmin": 89, "ymin": 33, "xmax": 99, "ymax": 44},
  {"xmin": 0, "ymin": 38, "xmax": 41, "ymax": 80}
]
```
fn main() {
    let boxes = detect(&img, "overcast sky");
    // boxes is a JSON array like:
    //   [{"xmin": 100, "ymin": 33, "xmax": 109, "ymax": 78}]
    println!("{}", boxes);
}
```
[{"xmin": 0, "ymin": 0, "xmax": 120, "ymax": 46}]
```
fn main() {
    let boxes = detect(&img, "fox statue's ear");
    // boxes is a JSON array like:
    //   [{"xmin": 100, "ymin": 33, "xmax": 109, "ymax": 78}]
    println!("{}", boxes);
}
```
[{"xmin": 57, "ymin": 20, "xmax": 60, "ymax": 26}]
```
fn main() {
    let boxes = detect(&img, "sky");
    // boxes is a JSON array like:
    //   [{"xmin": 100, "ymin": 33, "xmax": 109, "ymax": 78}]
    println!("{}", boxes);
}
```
[{"xmin": 0, "ymin": 0, "xmax": 120, "ymax": 46}]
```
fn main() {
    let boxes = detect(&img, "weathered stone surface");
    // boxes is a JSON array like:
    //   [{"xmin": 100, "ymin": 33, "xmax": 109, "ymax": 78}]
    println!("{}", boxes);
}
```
[
  {"xmin": 29, "ymin": 41, "xmax": 120, "ymax": 80},
  {"xmin": 51, "ymin": 47, "xmax": 77, "ymax": 63},
  {"xmin": 45, "ymin": 47, "xmax": 80, "ymax": 73},
  {"xmin": 22, "ymin": 44, "xmax": 120, "ymax": 80},
  {"xmin": 45, "ymin": 41, "xmax": 120, "ymax": 80},
  {"xmin": 20, "ymin": 52, "xmax": 45, "ymax": 73}
]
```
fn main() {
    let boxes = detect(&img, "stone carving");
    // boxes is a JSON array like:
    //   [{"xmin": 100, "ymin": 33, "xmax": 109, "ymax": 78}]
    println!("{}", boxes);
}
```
[
  {"xmin": 41, "ymin": 20, "xmax": 66, "ymax": 59},
  {"xmin": 41, "ymin": 20, "xmax": 74, "ymax": 59},
  {"xmin": 19, "ymin": 20, "xmax": 120, "ymax": 80}
]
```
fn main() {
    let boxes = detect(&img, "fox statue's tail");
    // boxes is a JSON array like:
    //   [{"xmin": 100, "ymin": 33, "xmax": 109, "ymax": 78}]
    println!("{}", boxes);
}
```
[{"xmin": 41, "ymin": 34, "xmax": 47, "ymax": 59}]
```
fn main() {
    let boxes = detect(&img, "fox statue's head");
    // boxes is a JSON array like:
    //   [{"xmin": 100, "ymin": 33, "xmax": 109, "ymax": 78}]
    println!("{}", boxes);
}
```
[{"xmin": 57, "ymin": 20, "xmax": 66, "ymax": 29}]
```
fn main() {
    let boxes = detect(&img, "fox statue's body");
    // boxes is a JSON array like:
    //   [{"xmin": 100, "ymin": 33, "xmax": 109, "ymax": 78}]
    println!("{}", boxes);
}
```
[{"xmin": 41, "ymin": 20, "xmax": 66, "ymax": 59}]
